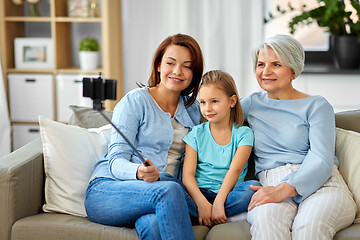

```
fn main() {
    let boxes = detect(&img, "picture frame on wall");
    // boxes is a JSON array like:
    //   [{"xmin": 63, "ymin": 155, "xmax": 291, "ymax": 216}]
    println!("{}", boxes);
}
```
[{"xmin": 14, "ymin": 38, "xmax": 54, "ymax": 70}]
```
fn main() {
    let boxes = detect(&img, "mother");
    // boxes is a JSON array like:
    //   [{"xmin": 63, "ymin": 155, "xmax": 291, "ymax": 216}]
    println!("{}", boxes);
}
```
[
  {"xmin": 84, "ymin": 33, "xmax": 203, "ymax": 240},
  {"xmin": 242, "ymin": 34, "xmax": 356, "ymax": 239}
]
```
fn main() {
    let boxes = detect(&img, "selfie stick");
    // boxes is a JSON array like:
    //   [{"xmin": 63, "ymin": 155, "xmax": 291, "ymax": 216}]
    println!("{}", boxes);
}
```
[
  {"xmin": 97, "ymin": 111, "xmax": 150, "ymax": 166},
  {"xmin": 83, "ymin": 74, "xmax": 149, "ymax": 166}
]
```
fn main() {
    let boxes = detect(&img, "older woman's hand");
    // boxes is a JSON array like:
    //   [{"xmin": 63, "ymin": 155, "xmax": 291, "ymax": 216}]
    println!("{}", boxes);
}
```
[
  {"xmin": 136, "ymin": 158, "xmax": 160, "ymax": 183},
  {"xmin": 248, "ymin": 183, "xmax": 298, "ymax": 211}
]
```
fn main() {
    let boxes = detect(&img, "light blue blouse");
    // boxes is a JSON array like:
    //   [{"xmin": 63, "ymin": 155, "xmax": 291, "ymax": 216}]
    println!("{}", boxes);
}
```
[
  {"xmin": 183, "ymin": 122, "xmax": 253, "ymax": 193},
  {"xmin": 241, "ymin": 91, "xmax": 337, "ymax": 203},
  {"xmin": 89, "ymin": 87, "xmax": 201, "ymax": 182}
]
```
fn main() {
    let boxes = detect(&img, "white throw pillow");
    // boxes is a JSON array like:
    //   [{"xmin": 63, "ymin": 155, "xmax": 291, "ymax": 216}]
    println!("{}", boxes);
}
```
[
  {"xmin": 39, "ymin": 115, "xmax": 111, "ymax": 217},
  {"xmin": 336, "ymin": 127, "xmax": 360, "ymax": 223}
]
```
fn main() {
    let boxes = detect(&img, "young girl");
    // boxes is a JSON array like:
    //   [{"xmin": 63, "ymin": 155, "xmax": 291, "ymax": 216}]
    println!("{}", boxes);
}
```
[{"xmin": 182, "ymin": 70, "xmax": 261, "ymax": 227}]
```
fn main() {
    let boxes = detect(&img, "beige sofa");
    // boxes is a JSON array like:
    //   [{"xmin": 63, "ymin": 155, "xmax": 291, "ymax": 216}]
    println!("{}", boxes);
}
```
[{"xmin": 1, "ymin": 108, "xmax": 360, "ymax": 240}]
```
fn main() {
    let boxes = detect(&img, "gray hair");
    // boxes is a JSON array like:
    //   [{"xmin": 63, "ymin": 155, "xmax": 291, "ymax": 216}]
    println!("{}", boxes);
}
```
[{"xmin": 253, "ymin": 34, "xmax": 305, "ymax": 78}]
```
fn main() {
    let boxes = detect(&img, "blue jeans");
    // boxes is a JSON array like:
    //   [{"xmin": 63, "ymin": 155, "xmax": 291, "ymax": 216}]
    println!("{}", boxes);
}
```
[
  {"xmin": 84, "ymin": 177, "xmax": 195, "ymax": 240},
  {"xmin": 198, "ymin": 181, "xmax": 260, "ymax": 217},
  {"xmin": 159, "ymin": 173, "xmax": 261, "ymax": 220}
]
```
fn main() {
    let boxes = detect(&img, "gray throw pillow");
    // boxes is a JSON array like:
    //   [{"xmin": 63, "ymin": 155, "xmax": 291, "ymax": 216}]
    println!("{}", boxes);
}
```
[{"xmin": 68, "ymin": 105, "xmax": 113, "ymax": 128}]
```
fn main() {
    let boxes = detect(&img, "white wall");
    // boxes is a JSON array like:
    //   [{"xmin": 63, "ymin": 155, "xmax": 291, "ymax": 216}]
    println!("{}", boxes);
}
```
[
  {"xmin": 121, "ymin": 0, "xmax": 263, "ymax": 98},
  {"xmin": 120, "ymin": 0, "xmax": 360, "ymax": 114},
  {"xmin": 0, "ymin": 50, "xmax": 11, "ymax": 157},
  {"xmin": 294, "ymin": 74, "xmax": 360, "ymax": 113}
]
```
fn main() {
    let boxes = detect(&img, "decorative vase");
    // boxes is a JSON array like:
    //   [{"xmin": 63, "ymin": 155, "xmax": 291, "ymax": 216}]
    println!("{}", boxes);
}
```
[
  {"xmin": 89, "ymin": 0, "xmax": 100, "ymax": 17},
  {"xmin": 79, "ymin": 51, "xmax": 99, "ymax": 71},
  {"xmin": 28, "ymin": 3, "xmax": 41, "ymax": 17},
  {"xmin": 331, "ymin": 35, "xmax": 360, "ymax": 69}
]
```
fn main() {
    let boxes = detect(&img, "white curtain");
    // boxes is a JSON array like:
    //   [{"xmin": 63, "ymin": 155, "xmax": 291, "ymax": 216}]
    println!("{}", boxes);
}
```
[
  {"xmin": 121, "ymin": 0, "xmax": 263, "ymax": 97},
  {"xmin": 0, "ymin": 50, "xmax": 11, "ymax": 157}
]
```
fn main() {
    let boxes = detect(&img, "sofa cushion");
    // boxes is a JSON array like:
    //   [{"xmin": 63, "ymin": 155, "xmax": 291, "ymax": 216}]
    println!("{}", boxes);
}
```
[
  {"xmin": 39, "ymin": 116, "xmax": 111, "ymax": 217},
  {"xmin": 336, "ymin": 128, "xmax": 360, "ymax": 223},
  {"xmin": 334, "ymin": 223, "xmax": 360, "ymax": 240},
  {"xmin": 11, "ymin": 213, "xmax": 210, "ymax": 240},
  {"xmin": 68, "ymin": 105, "xmax": 113, "ymax": 128},
  {"xmin": 11, "ymin": 213, "xmax": 140, "ymax": 240},
  {"xmin": 206, "ymin": 221, "xmax": 251, "ymax": 240}
]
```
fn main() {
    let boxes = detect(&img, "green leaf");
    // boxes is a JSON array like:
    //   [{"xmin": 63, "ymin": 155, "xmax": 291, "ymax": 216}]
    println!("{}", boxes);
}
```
[
  {"xmin": 350, "ymin": 0, "xmax": 360, "ymax": 18},
  {"xmin": 265, "ymin": 0, "xmax": 360, "ymax": 38}
]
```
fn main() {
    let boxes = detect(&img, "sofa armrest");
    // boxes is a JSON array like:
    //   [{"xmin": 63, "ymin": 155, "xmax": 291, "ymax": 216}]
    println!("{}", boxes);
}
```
[{"xmin": 0, "ymin": 138, "xmax": 44, "ymax": 240}]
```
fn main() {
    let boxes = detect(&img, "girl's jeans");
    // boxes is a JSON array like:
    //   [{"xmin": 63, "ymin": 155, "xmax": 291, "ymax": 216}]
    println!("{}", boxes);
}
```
[{"xmin": 160, "ymin": 173, "xmax": 260, "ymax": 224}]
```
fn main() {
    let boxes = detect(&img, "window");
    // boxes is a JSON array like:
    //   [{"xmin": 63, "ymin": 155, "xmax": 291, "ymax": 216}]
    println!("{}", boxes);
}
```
[{"xmin": 264, "ymin": 0, "xmax": 333, "ymax": 63}]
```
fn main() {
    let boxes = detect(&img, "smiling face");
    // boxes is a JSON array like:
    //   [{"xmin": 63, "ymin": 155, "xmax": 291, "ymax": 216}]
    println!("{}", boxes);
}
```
[
  {"xmin": 256, "ymin": 47, "xmax": 295, "ymax": 99},
  {"xmin": 157, "ymin": 45, "xmax": 193, "ymax": 94},
  {"xmin": 199, "ymin": 84, "xmax": 237, "ymax": 126}
]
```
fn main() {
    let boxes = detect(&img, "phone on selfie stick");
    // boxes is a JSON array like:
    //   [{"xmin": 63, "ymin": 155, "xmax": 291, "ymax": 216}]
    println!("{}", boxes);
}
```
[{"xmin": 83, "ymin": 73, "xmax": 150, "ymax": 166}]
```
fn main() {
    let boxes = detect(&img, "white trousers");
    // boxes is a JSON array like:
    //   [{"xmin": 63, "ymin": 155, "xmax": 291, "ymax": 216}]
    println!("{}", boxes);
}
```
[{"xmin": 247, "ymin": 164, "xmax": 356, "ymax": 240}]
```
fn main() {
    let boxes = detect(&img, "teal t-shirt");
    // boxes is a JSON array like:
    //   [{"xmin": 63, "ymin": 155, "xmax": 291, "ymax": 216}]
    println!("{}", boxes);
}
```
[{"xmin": 183, "ymin": 122, "xmax": 254, "ymax": 193}]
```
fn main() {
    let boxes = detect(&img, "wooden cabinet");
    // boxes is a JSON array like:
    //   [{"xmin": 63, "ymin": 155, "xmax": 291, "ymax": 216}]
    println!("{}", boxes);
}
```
[
  {"xmin": 0, "ymin": 0, "xmax": 123, "ymax": 150},
  {"xmin": 0, "ymin": 0, "xmax": 123, "ymax": 119}
]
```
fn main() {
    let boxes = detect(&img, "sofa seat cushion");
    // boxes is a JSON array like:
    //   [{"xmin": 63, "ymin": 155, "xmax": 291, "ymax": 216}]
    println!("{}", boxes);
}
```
[
  {"xmin": 202, "ymin": 220, "xmax": 360, "ymax": 240},
  {"xmin": 334, "ymin": 223, "xmax": 360, "ymax": 240},
  {"xmin": 11, "ymin": 213, "xmax": 209, "ymax": 240},
  {"xmin": 205, "ymin": 221, "xmax": 251, "ymax": 240},
  {"xmin": 11, "ymin": 213, "xmax": 139, "ymax": 240}
]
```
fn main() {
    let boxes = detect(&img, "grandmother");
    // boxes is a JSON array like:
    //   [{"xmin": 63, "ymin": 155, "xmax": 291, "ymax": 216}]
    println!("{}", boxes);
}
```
[{"xmin": 241, "ymin": 34, "xmax": 356, "ymax": 239}]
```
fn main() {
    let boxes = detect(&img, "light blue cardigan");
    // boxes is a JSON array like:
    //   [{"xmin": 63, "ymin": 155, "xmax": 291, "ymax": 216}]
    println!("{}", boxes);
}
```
[{"xmin": 89, "ymin": 87, "xmax": 200, "ymax": 182}]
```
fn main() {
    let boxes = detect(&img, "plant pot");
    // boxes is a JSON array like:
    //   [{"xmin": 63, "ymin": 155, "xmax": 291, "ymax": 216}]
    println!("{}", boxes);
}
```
[
  {"xmin": 331, "ymin": 35, "xmax": 360, "ymax": 69},
  {"xmin": 79, "ymin": 51, "xmax": 99, "ymax": 71}
]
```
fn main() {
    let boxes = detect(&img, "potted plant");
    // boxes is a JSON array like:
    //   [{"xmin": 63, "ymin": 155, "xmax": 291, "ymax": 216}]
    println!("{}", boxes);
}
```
[
  {"xmin": 79, "ymin": 37, "xmax": 99, "ymax": 71},
  {"xmin": 265, "ymin": 0, "xmax": 360, "ymax": 69}
]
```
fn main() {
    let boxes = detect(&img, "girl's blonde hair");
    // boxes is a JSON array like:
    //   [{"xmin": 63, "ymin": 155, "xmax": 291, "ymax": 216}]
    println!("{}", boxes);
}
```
[{"xmin": 200, "ymin": 70, "xmax": 244, "ymax": 128}]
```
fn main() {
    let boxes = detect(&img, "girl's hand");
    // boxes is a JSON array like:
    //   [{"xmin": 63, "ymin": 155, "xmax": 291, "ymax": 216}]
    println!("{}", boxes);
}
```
[
  {"xmin": 211, "ymin": 201, "xmax": 227, "ymax": 225},
  {"xmin": 247, "ymin": 183, "xmax": 297, "ymax": 211},
  {"xmin": 197, "ymin": 200, "xmax": 213, "ymax": 227},
  {"xmin": 136, "ymin": 158, "xmax": 159, "ymax": 183}
]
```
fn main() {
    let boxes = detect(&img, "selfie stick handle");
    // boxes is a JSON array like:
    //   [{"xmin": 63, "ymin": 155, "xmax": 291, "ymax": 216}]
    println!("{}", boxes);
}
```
[{"xmin": 97, "ymin": 110, "xmax": 150, "ymax": 166}]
